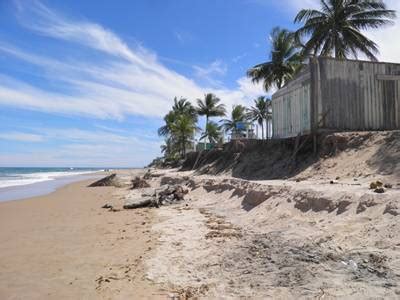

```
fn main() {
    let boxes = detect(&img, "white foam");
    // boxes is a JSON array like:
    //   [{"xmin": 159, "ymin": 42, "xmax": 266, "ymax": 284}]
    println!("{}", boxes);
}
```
[{"xmin": 0, "ymin": 170, "xmax": 101, "ymax": 188}]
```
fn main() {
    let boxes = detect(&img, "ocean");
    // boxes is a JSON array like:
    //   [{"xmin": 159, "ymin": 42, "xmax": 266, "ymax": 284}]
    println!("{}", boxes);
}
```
[{"xmin": 0, "ymin": 167, "xmax": 104, "ymax": 189}]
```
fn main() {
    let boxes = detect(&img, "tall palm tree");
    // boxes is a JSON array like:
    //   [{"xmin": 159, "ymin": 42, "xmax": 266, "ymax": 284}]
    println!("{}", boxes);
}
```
[
  {"xmin": 246, "ymin": 96, "xmax": 270, "ymax": 140},
  {"xmin": 266, "ymin": 100, "xmax": 272, "ymax": 139},
  {"xmin": 170, "ymin": 114, "xmax": 199, "ymax": 157},
  {"xmin": 294, "ymin": 0, "xmax": 396, "ymax": 61},
  {"xmin": 157, "ymin": 110, "xmax": 175, "ymax": 137},
  {"xmin": 247, "ymin": 27, "xmax": 303, "ymax": 91},
  {"xmin": 172, "ymin": 97, "xmax": 198, "ymax": 122},
  {"xmin": 221, "ymin": 105, "xmax": 247, "ymax": 134},
  {"xmin": 197, "ymin": 93, "xmax": 226, "ymax": 146},
  {"xmin": 200, "ymin": 121, "xmax": 222, "ymax": 145}
]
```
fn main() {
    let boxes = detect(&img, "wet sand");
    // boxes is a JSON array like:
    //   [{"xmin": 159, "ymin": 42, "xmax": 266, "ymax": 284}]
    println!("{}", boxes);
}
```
[{"xmin": 0, "ymin": 175, "xmax": 164, "ymax": 300}]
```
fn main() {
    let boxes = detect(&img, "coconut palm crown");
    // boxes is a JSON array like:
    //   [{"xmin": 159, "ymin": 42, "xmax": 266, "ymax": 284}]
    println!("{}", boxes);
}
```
[
  {"xmin": 246, "ymin": 96, "xmax": 271, "ymax": 140},
  {"xmin": 247, "ymin": 27, "xmax": 303, "ymax": 91},
  {"xmin": 294, "ymin": 0, "xmax": 396, "ymax": 61},
  {"xmin": 172, "ymin": 97, "xmax": 198, "ymax": 122},
  {"xmin": 197, "ymin": 93, "xmax": 226, "ymax": 145},
  {"xmin": 221, "ymin": 105, "xmax": 247, "ymax": 133},
  {"xmin": 200, "ymin": 121, "xmax": 222, "ymax": 145}
]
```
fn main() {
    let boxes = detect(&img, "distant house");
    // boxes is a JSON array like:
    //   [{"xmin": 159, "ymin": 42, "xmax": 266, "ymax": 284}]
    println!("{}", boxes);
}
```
[
  {"xmin": 272, "ymin": 57, "xmax": 400, "ymax": 139},
  {"xmin": 230, "ymin": 122, "xmax": 256, "ymax": 140}
]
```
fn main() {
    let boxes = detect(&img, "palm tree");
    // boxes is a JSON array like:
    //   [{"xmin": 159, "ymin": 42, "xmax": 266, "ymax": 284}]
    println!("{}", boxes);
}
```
[
  {"xmin": 170, "ymin": 114, "xmax": 199, "ymax": 157},
  {"xmin": 157, "ymin": 110, "xmax": 175, "ymax": 137},
  {"xmin": 197, "ymin": 93, "xmax": 226, "ymax": 146},
  {"xmin": 247, "ymin": 27, "xmax": 303, "ymax": 91},
  {"xmin": 246, "ymin": 96, "xmax": 271, "ymax": 140},
  {"xmin": 294, "ymin": 0, "xmax": 396, "ymax": 61},
  {"xmin": 172, "ymin": 97, "xmax": 197, "ymax": 122},
  {"xmin": 266, "ymin": 100, "xmax": 272, "ymax": 139},
  {"xmin": 221, "ymin": 105, "xmax": 247, "ymax": 134},
  {"xmin": 200, "ymin": 121, "xmax": 222, "ymax": 145}
]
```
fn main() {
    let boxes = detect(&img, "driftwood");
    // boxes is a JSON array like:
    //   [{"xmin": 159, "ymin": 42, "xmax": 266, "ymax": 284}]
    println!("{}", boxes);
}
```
[
  {"xmin": 131, "ymin": 176, "xmax": 150, "ymax": 189},
  {"xmin": 123, "ymin": 184, "xmax": 189, "ymax": 210},
  {"xmin": 89, "ymin": 174, "xmax": 119, "ymax": 187},
  {"xmin": 123, "ymin": 197, "xmax": 158, "ymax": 209}
]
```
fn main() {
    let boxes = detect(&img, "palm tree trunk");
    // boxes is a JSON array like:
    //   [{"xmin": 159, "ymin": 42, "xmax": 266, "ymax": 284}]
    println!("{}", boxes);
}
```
[
  {"xmin": 205, "ymin": 115, "xmax": 209, "ymax": 150},
  {"xmin": 261, "ymin": 122, "xmax": 264, "ymax": 140}
]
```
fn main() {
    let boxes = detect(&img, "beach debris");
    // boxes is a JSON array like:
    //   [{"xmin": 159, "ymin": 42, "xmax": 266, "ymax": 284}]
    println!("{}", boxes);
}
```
[
  {"xmin": 143, "ymin": 170, "xmax": 152, "ymax": 180},
  {"xmin": 370, "ymin": 180, "xmax": 383, "ymax": 190},
  {"xmin": 384, "ymin": 202, "xmax": 400, "ymax": 216},
  {"xmin": 101, "ymin": 204, "xmax": 113, "ymax": 209},
  {"xmin": 341, "ymin": 259, "xmax": 358, "ymax": 271},
  {"xmin": 123, "ymin": 196, "xmax": 159, "ymax": 209},
  {"xmin": 131, "ymin": 176, "xmax": 150, "ymax": 189},
  {"xmin": 88, "ymin": 174, "xmax": 125, "ymax": 188},
  {"xmin": 384, "ymin": 183, "xmax": 393, "ymax": 189},
  {"xmin": 123, "ymin": 184, "xmax": 189, "ymax": 209},
  {"xmin": 374, "ymin": 187, "xmax": 385, "ymax": 194}
]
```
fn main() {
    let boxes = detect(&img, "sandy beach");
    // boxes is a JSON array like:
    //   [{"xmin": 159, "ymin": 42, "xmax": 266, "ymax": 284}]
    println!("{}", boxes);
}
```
[
  {"xmin": 0, "ymin": 171, "xmax": 163, "ymax": 300},
  {"xmin": 2, "ymin": 139, "xmax": 400, "ymax": 299}
]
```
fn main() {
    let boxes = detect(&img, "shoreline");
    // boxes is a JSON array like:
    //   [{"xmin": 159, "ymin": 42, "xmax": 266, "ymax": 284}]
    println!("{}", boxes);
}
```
[
  {"xmin": 0, "ymin": 171, "xmax": 165, "ymax": 299},
  {"xmin": 0, "ymin": 173, "xmax": 104, "ymax": 203}
]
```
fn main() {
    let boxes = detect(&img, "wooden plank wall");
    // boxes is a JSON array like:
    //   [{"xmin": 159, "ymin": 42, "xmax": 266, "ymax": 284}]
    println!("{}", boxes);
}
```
[
  {"xmin": 272, "ymin": 69, "xmax": 311, "ymax": 138},
  {"xmin": 315, "ymin": 58, "xmax": 400, "ymax": 131}
]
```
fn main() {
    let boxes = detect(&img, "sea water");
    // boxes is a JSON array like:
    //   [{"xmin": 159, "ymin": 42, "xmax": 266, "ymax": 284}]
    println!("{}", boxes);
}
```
[{"xmin": 0, "ymin": 167, "xmax": 103, "ymax": 188}]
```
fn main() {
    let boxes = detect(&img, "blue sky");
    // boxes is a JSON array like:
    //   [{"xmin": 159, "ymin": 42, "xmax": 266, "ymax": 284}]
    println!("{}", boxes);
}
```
[{"xmin": 0, "ymin": 0, "xmax": 398, "ymax": 167}]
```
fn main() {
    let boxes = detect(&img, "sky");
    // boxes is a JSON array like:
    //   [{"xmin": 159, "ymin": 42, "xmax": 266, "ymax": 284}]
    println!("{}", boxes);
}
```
[{"xmin": 0, "ymin": 0, "xmax": 399, "ymax": 167}]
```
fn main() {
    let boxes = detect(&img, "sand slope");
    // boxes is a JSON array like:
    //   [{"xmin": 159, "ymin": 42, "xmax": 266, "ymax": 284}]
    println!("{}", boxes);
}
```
[{"xmin": 146, "ymin": 170, "xmax": 400, "ymax": 298}]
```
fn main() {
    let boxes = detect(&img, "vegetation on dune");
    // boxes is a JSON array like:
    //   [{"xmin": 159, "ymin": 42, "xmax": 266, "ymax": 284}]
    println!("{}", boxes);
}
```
[
  {"xmin": 156, "ymin": 0, "xmax": 396, "ymax": 164},
  {"xmin": 246, "ymin": 96, "xmax": 272, "ymax": 140},
  {"xmin": 200, "ymin": 121, "xmax": 223, "ymax": 145},
  {"xmin": 158, "ymin": 98, "xmax": 198, "ymax": 162},
  {"xmin": 221, "ymin": 105, "xmax": 247, "ymax": 134},
  {"xmin": 197, "ymin": 93, "xmax": 226, "ymax": 146}
]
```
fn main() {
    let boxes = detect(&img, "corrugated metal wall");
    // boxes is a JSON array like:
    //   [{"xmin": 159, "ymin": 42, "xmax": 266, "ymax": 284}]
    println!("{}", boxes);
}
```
[
  {"xmin": 272, "ymin": 57, "xmax": 400, "ymax": 139},
  {"xmin": 272, "ymin": 69, "xmax": 311, "ymax": 138},
  {"xmin": 314, "ymin": 58, "xmax": 400, "ymax": 130}
]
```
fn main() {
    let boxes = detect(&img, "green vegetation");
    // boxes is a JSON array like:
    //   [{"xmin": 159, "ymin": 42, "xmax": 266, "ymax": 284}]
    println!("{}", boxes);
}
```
[
  {"xmin": 200, "ymin": 121, "xmax": 223, "ymax": 145},
  {"xmin": 294, "ymin": 0, "xmax": 396, "ymax": 61},
  {"xmin": 246, "ymin": 96, "xmax": 272, "ymax": 140},
  {"xmin": 157, "ymin": 1, "xmax": 395, "ymax": 163},
  {"xmin": 158, "ymin": 98, "xmax": 198, "ymax": 162},
  {"xmin": 197, "ymin": 93, "xmax": 226, "ymax": 147},
  {"xmin": 247, "ymin": 27, "xmax": 303, "ymax": 91},
  {"xmin": 221, "ymin": 105, "xmax": 247, "ymax": 134}
]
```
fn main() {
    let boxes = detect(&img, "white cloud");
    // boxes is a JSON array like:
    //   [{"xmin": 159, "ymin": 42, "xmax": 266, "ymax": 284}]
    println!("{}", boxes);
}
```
[
  {"xmin": 365, "ymin": 0, "xmax": 400, "ymax": 63},
  {"xmin": 0, "ymin": 1, "xmax": 268, "ymax": 121},
  {"xmin": 193, "ymin": 60, "xmax": 228, "ymax": 87},
  {"xmin": 247, "ymin": 0, "xmax": 319, "ymax": 14},
  {"xmin": 0, "ymin": 132, "xmax": 44, "ymax": 142},
  {"xmin": 0, "ymin": 127, "xmax": 162, "ymax": 167}
]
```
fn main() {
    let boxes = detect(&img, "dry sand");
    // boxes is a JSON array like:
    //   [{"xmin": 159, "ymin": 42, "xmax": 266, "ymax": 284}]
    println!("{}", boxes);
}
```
[
  {"xmin": 2, "ymin": 131, "xmax": 400, "ymax": 299},
  {"xmin": 0, "ymin": 171, "xmax": 166, "ymax": 300},
  {"xmin": 145, "ymin": 169, "xmax": 400, "ymax": 299}
]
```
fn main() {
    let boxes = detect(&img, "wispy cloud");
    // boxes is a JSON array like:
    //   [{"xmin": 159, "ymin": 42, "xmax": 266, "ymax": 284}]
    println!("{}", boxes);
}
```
[
  {"xmin": 173, "ymin": 30, "xmax": 195, "ymax": 45},
  {"xmin": 0, "ymin": 1, "xmax": 267, "ymax": 166},
  {"xmin": 0, "ymin": 131, "xmax": 44, "ymax": 142},
  {"xmin": 0, "ymin": 127, "xmax": 162, "ymax": 167},
  {"xmin": 193, "ymin": 60, "xmax": 228, "ymax": 87},
  {"xmin": 0, "ymin": 1, "xmax": 265, "ymax": 121}
]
